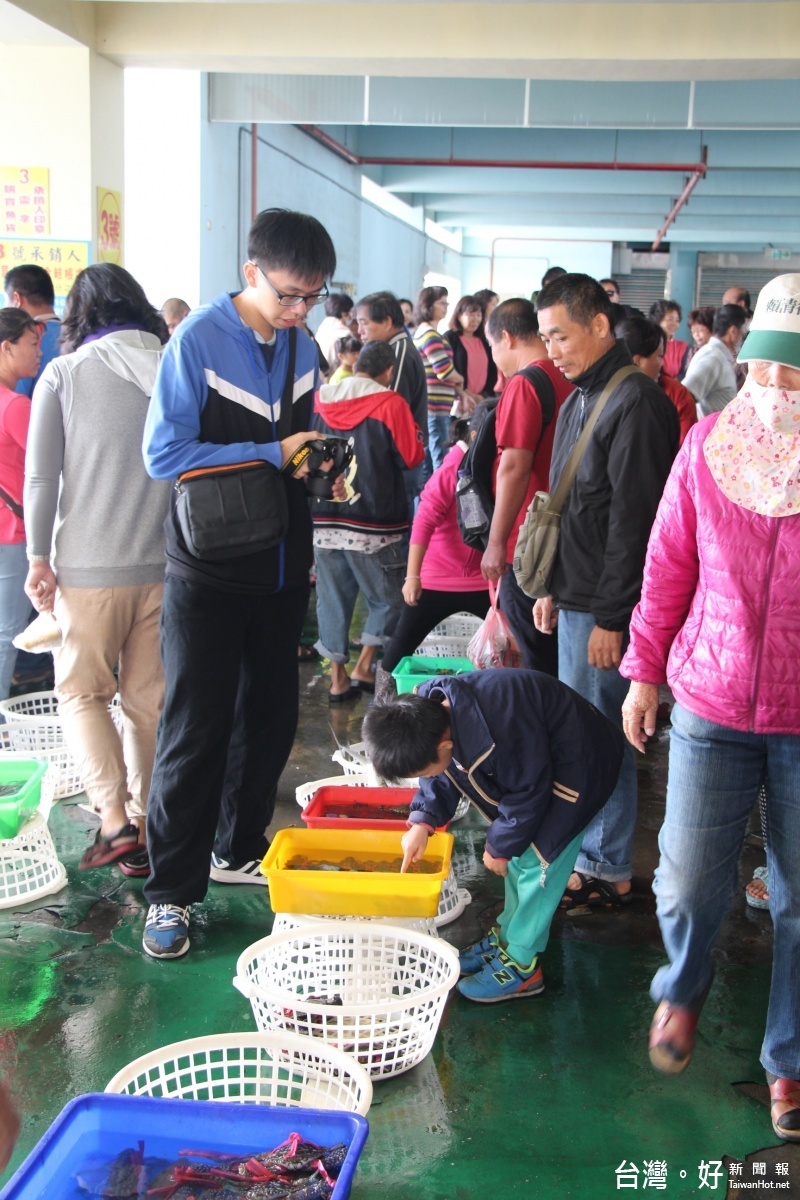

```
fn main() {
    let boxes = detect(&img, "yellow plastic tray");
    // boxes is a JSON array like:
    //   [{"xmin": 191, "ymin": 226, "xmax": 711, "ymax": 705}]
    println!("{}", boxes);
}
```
[{"xmin": 261, "ymin": 828, "xmax": 453, "ymax": 918}]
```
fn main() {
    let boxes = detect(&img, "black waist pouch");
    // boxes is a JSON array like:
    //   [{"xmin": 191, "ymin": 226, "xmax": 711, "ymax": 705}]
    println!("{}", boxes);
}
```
[
  {"xmin": 175, "ymin": 460, "xmax": 289, "ymax": 561},
  {"xmin": 174, "ymin": 327, "xmax": 299, "ymax": 562}
]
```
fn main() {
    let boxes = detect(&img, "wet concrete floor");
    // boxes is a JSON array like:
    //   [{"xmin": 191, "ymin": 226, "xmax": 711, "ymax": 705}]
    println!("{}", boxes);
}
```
[{"xmin": 0, "ymin": 656, "xmax": 797, "ymax": 1199}]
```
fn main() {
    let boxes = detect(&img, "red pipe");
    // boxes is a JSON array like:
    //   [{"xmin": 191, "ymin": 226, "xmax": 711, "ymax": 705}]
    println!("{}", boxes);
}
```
[
  {"xmin": 651, "ymin": 146, "xmax": 709, "ymax": 250},
  {"xmin": 298, "ymin": 124, "xmax": 360, "ymax": 165},
  {"xmin": 298, "ymin": 124, "xmax": 707, "ymax": 176}
]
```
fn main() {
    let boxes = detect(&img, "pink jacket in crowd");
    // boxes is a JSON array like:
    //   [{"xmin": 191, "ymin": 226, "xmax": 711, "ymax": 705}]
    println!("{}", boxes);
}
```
[
  {"xmin": 620, "ymin": 415, "xmax": 800, "ymax": 735},
  {"xmin": 412, "ymin": 443, "xmax": 487, "ymax": 593}
]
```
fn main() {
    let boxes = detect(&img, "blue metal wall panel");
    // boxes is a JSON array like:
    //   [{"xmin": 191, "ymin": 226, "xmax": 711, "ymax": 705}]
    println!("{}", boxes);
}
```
[
  {"xmin": 209, "ymin": 74, "xmax": 365, "ymax": 123},
  {"xmin": 526, "ymin": 81, "xmax": 691, "ymax": 128},
  {"xmin": 694, "ymin": 80, "xmax": 800, "ymax": 129},
  {"xmin": 367, "ymin": 77, "xmax": 527, "ymax": 126}
]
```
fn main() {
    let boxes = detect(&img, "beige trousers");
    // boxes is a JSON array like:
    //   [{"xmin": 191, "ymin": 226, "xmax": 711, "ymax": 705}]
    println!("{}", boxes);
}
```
[{"xmin": 53, "ymin": 583, "xmax": 164, "ymax": 822}]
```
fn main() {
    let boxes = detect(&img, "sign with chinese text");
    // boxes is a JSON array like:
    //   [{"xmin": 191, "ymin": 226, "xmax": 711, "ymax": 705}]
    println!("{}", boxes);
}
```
[
  {"xmin": 1, "ymin": 167, "xmax": 49, "ymax": 237},
  {"xmin": 97, "ymin": 187, "xmax": 122, "ymax": 264},
  {"xmin": 0, "ymin": 239, "xmax": 91, "ymax": 314}
]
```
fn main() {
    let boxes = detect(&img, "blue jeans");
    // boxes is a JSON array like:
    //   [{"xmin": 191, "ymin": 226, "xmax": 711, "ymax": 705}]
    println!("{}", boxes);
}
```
[
  {"xmin": 403, "ymin": 462, "xmax": 426, "ymax": 525},
  {"xmin": 314, "ymin": 540, "xmax": 407, "ymax": 663},
  {"xmin": 557, "ymin": 609, "xmax": 636, "ymax": 882},
  {"xmin": 653, "ymin": 703, "xmax": 800, "ymax": 1077},
  {"xmin": 426, "ymin": 412, "xmax": 451, "ymax": 473},
  {"xmin": 0, "ymin": 542, "xmax": 32, "ymax": 701}
]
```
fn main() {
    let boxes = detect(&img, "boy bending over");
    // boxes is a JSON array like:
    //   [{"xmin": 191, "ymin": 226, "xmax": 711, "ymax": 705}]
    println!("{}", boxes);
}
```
[{"xmin": 362, "ymin": 669, "xmax": 624, "ymax": 1003}]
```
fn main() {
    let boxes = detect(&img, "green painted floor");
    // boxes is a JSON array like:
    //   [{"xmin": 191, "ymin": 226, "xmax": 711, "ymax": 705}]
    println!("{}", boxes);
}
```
[{"xmin": 1, "ymin": 659, "xmax": 798, "ymax": 1198}]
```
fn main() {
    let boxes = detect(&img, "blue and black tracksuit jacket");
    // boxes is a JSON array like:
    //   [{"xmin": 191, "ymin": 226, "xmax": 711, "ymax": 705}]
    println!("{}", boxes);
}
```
[{"xmin": 143, "ymin": 292, "xmax": 320, "ymax": 595}]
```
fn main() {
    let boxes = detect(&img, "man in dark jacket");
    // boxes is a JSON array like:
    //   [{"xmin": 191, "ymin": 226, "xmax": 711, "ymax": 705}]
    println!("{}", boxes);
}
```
[
  {"xmin": 532, "ymin": 273, "xmax": 679, "ymax": 910},
  {"xmin": 362, "ymin": 670, "xmax": 624, "ymax": 1003}
]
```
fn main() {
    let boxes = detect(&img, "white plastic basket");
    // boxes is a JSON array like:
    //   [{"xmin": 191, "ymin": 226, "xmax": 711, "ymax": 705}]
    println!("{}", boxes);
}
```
[
  {"xmin": 0, "ymin": 812, "xmax": 67, "ymax": 909},
  {"xmin": 0, "ymin": 690, "xmax": 123, "ymax": 731},
  {"xmin": 330, "ymin": 742, "xmax": 422, "ymax": 793},
  {"xmin": 428, "ymin": 613, "xmax": 483, "ymax": 640},
  {"xmin": 295, "ymin": 773, "xmax": 370, "ymax": 809},
  {"xmin": 451, "ymin": 828, "xmax": 486, "ymax": 884},
  {"xmin": 434, "ymin": 868, "xmax": 471, "ymax": 927},
  {"xmin": 234, "ymin": 922, "xmax": 460, "ymax": 1080},
  {"xmin": 0, "ymin": 721, "xmax": 82, "ymax": 800},
  {"xmin": 105, "ymin": 1030, "xmax": 372, "ymax": 1116},
  {"xmin": 0, "ymin": 692, "xmax": 123, "ymax": 800},
  {"xmin": 329, "ymin": 746, "xmax": 469, "ymax": 821},
  {"xmin": 272, "ymin": 911, "xmax": 438, "ymax": 938},
  {"xmin": 415, "ymin": 635, "xmax": 472, "ymax": 658}
]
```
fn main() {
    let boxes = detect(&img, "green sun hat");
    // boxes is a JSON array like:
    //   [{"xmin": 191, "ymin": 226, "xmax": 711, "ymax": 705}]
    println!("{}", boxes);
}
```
[{"xmin": 738, "ymin": 273, "xmax": 800, "ymax": 369}]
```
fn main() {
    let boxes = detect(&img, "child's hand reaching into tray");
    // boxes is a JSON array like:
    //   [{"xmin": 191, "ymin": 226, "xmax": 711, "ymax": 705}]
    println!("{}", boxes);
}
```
[{"xmin": 400, "ymin": 823, "xmax": 432, "ymax": 872}]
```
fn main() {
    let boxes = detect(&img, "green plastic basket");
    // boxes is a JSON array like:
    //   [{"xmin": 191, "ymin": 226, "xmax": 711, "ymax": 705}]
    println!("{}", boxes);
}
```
[
  {"xmin": 391, "ymin": 655, "xmax": 474, "ymax": 695},
  {"xmin": 0, "ymin": 759, "xmax": 48, "ymax": 839}
]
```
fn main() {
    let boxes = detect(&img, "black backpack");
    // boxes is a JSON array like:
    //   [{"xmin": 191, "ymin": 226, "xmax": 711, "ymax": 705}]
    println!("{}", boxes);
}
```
[{"xmin": 455, "ymin": 365, "xmax": 557, "ymax": 551}]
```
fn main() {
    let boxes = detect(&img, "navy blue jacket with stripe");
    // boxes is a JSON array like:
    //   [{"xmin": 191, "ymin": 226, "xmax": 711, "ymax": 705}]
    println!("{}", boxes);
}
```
[
  {"xmin": 409, "ymin": 670, "xmax": 625, "ymax": 869},
  {"xmin": 143, "ymin": 292, "xmax": 320, "ymax": 594}
]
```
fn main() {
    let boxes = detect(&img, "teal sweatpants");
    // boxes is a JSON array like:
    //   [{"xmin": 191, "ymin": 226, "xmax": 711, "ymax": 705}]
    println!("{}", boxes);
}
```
[{"xmin": 498, "ymin": 830, "xmax": 585, "ymax": 966}]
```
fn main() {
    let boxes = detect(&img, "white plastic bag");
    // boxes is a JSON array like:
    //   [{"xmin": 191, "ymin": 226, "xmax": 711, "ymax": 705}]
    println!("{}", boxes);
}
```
[
  {"xmin": 466, "ymin": 581, "xmax": 522, "ymax": 669},
  {"xmin": 12, "ymin": 612, "xmax": 62, "ymax": 653}
]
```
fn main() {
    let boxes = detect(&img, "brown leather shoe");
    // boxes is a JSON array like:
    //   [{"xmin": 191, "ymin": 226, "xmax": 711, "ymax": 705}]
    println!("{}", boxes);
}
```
[
  {"xmin": 768, "ymin": 1075, "xmax": 800, "ymax": 1142},
  {"xmin": 649, "ymin": 1001, "xmax": 699, "ymax": 1074}
]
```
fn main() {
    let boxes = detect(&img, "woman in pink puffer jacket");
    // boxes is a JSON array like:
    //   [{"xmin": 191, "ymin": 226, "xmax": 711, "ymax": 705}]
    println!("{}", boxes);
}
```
[{"xmin": 619, "ymin": 273, "xmax": 800, "ymax": 1145}]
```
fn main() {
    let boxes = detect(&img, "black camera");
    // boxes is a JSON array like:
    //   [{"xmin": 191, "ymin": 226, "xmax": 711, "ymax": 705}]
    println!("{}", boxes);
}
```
[{"xmin": 282, "ymin": 436, "xmax": 355, "ymax": 499}]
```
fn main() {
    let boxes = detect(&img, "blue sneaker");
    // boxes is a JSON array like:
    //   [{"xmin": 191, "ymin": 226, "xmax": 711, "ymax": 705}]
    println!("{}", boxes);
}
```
[
  {"xmin": 143, "ymin": 904, "xmax": 191, "ymax": 960},
  {"xmin": 458, "ymin": 927, "xmax": 501, "ymax": 976},
  {"xmin": 457, "ymin": 949, "xmax": 544, "ymax": 1004}
]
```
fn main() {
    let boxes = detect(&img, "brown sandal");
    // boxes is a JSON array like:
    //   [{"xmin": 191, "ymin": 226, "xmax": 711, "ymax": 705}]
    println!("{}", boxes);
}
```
[{"xmin": 79, "ymin": 822, "xmax": 140, "ymax": 870}]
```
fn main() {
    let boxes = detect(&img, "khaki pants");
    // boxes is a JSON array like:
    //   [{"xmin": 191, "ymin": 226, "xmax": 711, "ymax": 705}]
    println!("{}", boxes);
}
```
[{"xmin": 53, "ymin": 583, "xmax": 164, "ymax": 822}]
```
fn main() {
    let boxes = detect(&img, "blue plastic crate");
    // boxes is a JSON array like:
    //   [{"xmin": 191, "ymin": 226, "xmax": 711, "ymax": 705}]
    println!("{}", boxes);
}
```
[{"xmin": 0, "ymin": 1093, "xmax": 368, "ymax": 1200}]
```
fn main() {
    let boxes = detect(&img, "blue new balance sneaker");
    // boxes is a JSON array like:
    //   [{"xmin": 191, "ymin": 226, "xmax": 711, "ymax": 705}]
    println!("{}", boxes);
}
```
[
  {"xmin": 143, "ymin": 904, "xmax": 191, "ymax": 960},
  {"xmin": 458, "ymin": 927, "xmax": 501, "ymax": 976},
  {"xmin": 457, "ymin": 949, "xmax": 545, "ymax": 1004}
]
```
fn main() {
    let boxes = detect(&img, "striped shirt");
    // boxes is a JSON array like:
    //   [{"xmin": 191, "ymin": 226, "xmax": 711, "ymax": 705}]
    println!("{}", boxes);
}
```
[{"xmin": 413, "ymin": 323, "xmax": 459, "ymax": 414}]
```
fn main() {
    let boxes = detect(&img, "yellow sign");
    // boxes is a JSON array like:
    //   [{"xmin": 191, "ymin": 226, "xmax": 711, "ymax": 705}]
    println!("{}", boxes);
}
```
[
  {"xmin": 0, "ymin": 239, "xmax": 90, "ymax": 303},
  {"xmin": 0, "ymin": 168, "xmax": 49, "ymax": 237},
  {"xmin": 97, "ymin": 187, "xmax": 122, "ymax": 264}
]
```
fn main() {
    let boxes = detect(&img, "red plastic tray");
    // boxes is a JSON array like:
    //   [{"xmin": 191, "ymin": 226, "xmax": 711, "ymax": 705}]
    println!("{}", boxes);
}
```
[{"xmin": 301, "ymin": 785, "xmax": 449, "ymax": 831}]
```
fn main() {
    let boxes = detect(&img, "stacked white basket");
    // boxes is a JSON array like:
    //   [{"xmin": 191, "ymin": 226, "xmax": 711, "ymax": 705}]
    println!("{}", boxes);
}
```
[
  {"xmin": 105, "ymin": 1030, "xmax": 372, "ymax": 1116},
  {"xmin": 233, "ymin": 922, "xmax": 459, "ymax": 1080},
  {"xmin": 292, "ymin": 772, "xmax": 470, "ymax": 928},
  {"xmin": 271, "ymin": 910, "xmax": 437, "ymax": 938},
  {"xmin": 0, "ymin": 759, "xmax": 65, "ymax": 909},
  {"xmin": 416, "ymin": 611, "xmax": 482, "ymax": 658},
  {"xmin": 330, "ymin": 740, "xmax": 471, "ymax": 822},
  {"xmin": 0, "ymin": 691, "xmax": 123, "ymax": 800}
]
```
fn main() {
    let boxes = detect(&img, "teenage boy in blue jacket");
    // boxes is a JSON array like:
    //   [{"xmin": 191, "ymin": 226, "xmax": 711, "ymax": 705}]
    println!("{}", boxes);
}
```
[
  {"xmin": 362, "ymin": 669, "xmax": 625, "ymax": 1002},
  {"xmin": 140, "ymin": 208, "xmax": 338, "ymax": 960}
]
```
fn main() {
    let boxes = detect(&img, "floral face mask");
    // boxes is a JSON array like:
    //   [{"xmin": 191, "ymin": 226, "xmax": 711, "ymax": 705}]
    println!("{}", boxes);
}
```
[{"xmin": 746, "ymin": 380, "xmax": 800, "ymax": 435}]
